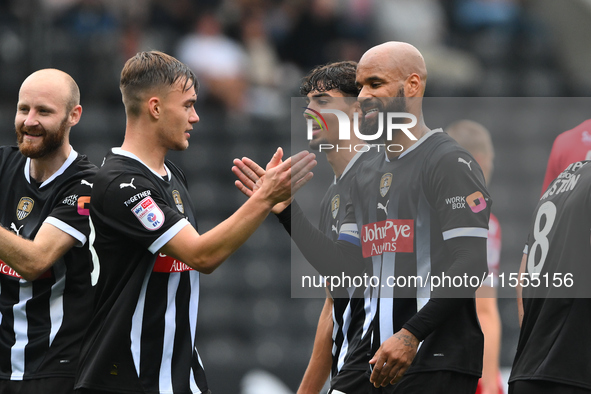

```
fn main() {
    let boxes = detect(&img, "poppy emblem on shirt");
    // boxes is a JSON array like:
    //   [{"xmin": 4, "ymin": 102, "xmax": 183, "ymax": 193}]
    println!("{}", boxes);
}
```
[
  {"xmin": 172, "ymin": 190, "xmax": 184, "ymax": 214},
  {"xmin": 331, "ymin": 194, "xmax": 340, "ymax": 219},
  {"xmin": 16, "ymin": 197, "xmax": 34, "ymax": 220},
  {"xmin": 379, "ymin": 173, "xmax": 393, "ymax": 197}
]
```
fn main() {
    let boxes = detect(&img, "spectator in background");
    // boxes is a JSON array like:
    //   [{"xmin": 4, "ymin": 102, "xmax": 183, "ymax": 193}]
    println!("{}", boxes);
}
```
[
  {"xmin": 541, "ymin": 119, "xmax": 591, "ymax": 194},
  {"xmin": 446, "ymin": 120, "xmax": 504, "ymax": 394},
  {"xmin": 239, "ymin": 9, "xmax": 284, "ymax": 117},
  {"xmin": 373, "ymin": 0, "xmax": 483, "ymax": 95},
  {"xmin": 177, "ymin": 11, "xmax": 248, "ymax": 113}
]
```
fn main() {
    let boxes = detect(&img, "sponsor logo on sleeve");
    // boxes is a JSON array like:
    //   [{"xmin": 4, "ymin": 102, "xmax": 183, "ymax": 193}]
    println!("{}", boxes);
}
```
[
  {"xmin": 154, "ymin": 253, "xmax": 194, "ymax": 273},
  {"xmin": 458, "ymin": 157, "xmax": 472, "ymax": 170},
  {"xmin": 77, "ymin": 196, "xmax": 91, "ymax": 216},
  {"xmin": 120, "ymin": 178, "xmax": 136, "ymax": 189},
  {"xmin": 361, "ymin": 219, "xmax": 414, "ymax": 257},
  {"xmin": 466, "ymin": 191, "xmax": 487, "ymax": 213},
  {"xmin": 132, "ymin": 197, "xmax": 164, "ymax": 230},
  {"xmin": 16, "ymin": 197, "xmax": 34, "ymax": 220},
  {"xmin": 62, "ymin": 194, "xmax": 78, "ymax": 206},
  {"xmin": 331, "ymin": 194, "xmax": 340, "ymax": 219}
]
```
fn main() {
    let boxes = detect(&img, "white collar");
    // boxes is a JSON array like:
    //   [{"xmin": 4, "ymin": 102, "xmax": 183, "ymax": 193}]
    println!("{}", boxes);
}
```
[
  {"xmin": 111, "ymin": 147, "xmax": 171, "ymax": 181},
  {"xmin": 385, "ymin": 128, "xmax": 443, "ymax": 162},
  {"xmin": 334, "ymin": 149, "xmax": 366, "ymax": 184},
  {"xmin": 24, "ymin": 145, "xmax": 78, "ymax": 188}
]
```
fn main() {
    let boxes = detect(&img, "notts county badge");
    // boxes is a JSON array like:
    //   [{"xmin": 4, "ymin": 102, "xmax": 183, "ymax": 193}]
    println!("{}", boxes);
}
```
[
  {"xmin": 331, "ymin": 194, "xmax": 340, "ymax": 219},
  {"xmin": 380, "ymin": 173, "xmax": 393, "ymax": 197},
  {"xmin": 172, "ymin": 190, "xmax": 184, "ymax": 214},
  {"xmin": 16, "ymin": 197, "xmax": 34, "ymax": 220}
]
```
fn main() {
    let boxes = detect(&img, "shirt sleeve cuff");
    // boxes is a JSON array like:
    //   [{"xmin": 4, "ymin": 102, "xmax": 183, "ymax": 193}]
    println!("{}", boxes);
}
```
[
  {"xmin": 45, "ymin": 216, "xmax": 87, "ymax": 246},
  {"xmin": 148, "ymin": 219, "xmax": 190, "ymax": 254}
]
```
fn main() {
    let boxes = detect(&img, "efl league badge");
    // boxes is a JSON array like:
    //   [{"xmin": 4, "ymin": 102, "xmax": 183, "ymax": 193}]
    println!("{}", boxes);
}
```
[
  {"xmin": 16, "ymin": 197, "xmax": 34, "ymax": 220},
  {"xmin": 331, "ymin": 194, "xmax": 340, "ymax": 219},
  {"xmin": 380, "ymin": 173, "xmax": 393, "ymax": 197}
]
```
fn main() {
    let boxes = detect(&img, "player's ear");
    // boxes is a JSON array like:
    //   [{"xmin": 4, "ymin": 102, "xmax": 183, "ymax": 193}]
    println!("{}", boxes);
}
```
[
  {"xmin": 405, "ymin": 73, "xmax": 422, "ymax": 97},
  {"xmin": 148, "ymin": 97, "xmax": 161, "ymax": 119},
  {"xmin": 68, "ymin": 105, "xmax": 82, "ymax": 127}
]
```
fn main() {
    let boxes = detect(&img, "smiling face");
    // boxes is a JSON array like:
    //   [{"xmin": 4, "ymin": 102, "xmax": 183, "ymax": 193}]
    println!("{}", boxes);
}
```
[
  {"xmin": 14, "ymin": 72, "xmax": 77, "ymax": 159},
  {"xmin": 157, "ymin": 80, "xmax": 199, "ymax": 151},
  {"xmin": 355, "ymin": 43, "xmax": 426, "ymax": 141},
  {"xmin": 356, "ymin": 67, "xmax": 407, "ymax": 139}
]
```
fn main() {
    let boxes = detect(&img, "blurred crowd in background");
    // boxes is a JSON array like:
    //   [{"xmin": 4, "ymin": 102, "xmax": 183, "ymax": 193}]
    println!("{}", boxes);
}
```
[
  {"xmin": 2, "ymin": 0, "xmax": 590, "ymax": 112},
  {"xmin": 1, "ymin": 0, "xmax": 591, "ymax": 393}
]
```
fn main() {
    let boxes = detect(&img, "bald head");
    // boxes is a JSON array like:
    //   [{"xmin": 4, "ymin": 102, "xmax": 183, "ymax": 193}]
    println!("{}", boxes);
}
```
[
  {"xmin": 446, "ymin": 120, "xmax": 494, "ymax": 183},
  {"xmin": 20, "ymin": 69, "xmax": 80, "ymax": 113},
  {"xmin": 446, "ymin": 120, "xmax": 493, "ymax": 156},
  {"xmin": 358, "ymin": 41, "xmax": 427, "ymax": 92}
]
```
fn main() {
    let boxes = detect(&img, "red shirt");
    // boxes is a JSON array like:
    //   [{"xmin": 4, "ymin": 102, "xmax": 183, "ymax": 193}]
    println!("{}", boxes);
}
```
[{"xmin": 542, "ymin": 119, "xmax": 591, "ymax": 194}]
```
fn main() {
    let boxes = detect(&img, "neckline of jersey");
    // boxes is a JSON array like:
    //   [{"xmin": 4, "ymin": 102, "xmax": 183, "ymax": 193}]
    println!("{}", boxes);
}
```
[
  {"xmin": 386, "ymin": 128, "xmax": 443, "ymax": 162},
  {"xmin": 24, "ymin": 145, "xmax": 77, "ymax": 188},
  {"xmin": 111, "ymin": 148, "xmax": 172, "ymax": 181}
]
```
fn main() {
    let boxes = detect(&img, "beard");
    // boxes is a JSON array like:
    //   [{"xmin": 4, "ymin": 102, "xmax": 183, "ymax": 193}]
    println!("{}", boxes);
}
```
[
  {"xmin": 16, "ymin": 116, "xmax": 69, "ymax": 159},
  {"xmin": 359, "ymin": 87, "xmax": 407, "ymax": 142}
]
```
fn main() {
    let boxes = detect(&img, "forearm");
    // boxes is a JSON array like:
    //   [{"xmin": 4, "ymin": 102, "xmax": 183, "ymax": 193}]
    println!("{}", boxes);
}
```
[
  {"xmin": 298, "ymin": 297, "xmax": 333, "ymax": 394},
  {"xmin": 0, "ymin": 223, "xmax": 74, "ymax": 280},
  {"xmin": 278, "ymin": 201, "xmax": 364, "ymax": 277},
  {"xmin": 404, "ymin": 237, "xmax": 487, "ymax": 340},
  {"xmin": 476, "ymin": 292, "xmax": 501, "ymax": 389},
  {"xmin": 163, "ymin": 192, "xmax": 274, "ymax": 274}
]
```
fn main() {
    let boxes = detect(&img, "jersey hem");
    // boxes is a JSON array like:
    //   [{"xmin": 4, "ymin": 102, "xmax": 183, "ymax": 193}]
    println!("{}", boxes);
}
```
[
  {"xmin": 404, "ymin": 366, "xmax": 482, "ymax": 378},
  {"xmin": 75, "ymin": 382, "xmax": 206, "ymax": 394},
  {"xmin": 0, "ymin": 372, "xmax": 76, "ymax": 380},
  {"xmin": 508, "ymin": 375, "xmax": 591, "ymax": 391}
]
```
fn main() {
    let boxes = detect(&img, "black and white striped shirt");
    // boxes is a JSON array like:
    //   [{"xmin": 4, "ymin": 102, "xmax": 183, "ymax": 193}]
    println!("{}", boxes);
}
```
[
  {"xmin": 0, "ymin": 146, "xmax": 96, "ymax": 381},
  {"xmin": 339, "ymin": 130, "xmax": 490, "ymax": 377},
  {"xmin": 317, "ymin": 150, "xmax": 375, "ymax": 388},
  {"xmin": 76, "ymin": 149, "xmax": 208, "ymax": 394}
]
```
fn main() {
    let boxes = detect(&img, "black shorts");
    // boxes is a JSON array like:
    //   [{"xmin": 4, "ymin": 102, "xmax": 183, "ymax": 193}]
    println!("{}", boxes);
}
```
[
  {"xmin": 0, "ymin": 377, "xmax": 75, "ymax": 394},
  {"xmin": 509, "ymin": 380, "xmax": 591, "ymax": 394},
  {"xmin": 328, "ymin": 369, "xmax": 373, "ymax": 394},
  {"xmin": 379, "ymin": 371, "xmax": 478, "ymax": 394},
  {"xmin": 329, "ymin": 370, "xmax": 475, "ymax": 394}
]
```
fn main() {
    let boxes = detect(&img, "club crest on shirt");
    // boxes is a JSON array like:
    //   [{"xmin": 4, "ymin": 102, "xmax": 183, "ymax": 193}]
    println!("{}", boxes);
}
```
[
  {"xmin": 16, "ymin": 197, "xmax": 34, "ymax": 220},
  {"xmin": 172, "ymin": 190, "xmax": 184, "ymax": 214},
  {"xmin": 331, "ymin": 194, "xmax": 340, "ymax": 219},
  {"xmin": 380, "ymin": 173, "xmax": 393, "ymax": 197}
]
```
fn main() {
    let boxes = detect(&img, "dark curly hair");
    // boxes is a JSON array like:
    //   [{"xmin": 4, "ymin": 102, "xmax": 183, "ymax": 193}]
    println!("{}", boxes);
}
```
[{"xmin": 300, "ymin": 61, "xmax": 359, "ymax": 97}]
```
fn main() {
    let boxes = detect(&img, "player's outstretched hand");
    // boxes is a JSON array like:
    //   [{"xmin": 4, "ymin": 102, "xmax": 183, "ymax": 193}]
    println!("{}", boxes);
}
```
[
  {"xmin": 259, "ymin": 149, "xmax": 316, "ymax": 205},
  {"xmin": 232, "ymin": 158, "xmax": 266, "ymax": 198},
  {"xmin": 233, "ymin": 147, "xmax": 285, "ymax": 196},
  {"xmin": 233, "ymin": 148, "xmax": 315, "ymax": 213},
  {"xmin": 369, "ymin": 328, "xmax": 418, "ymax": 388}
]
